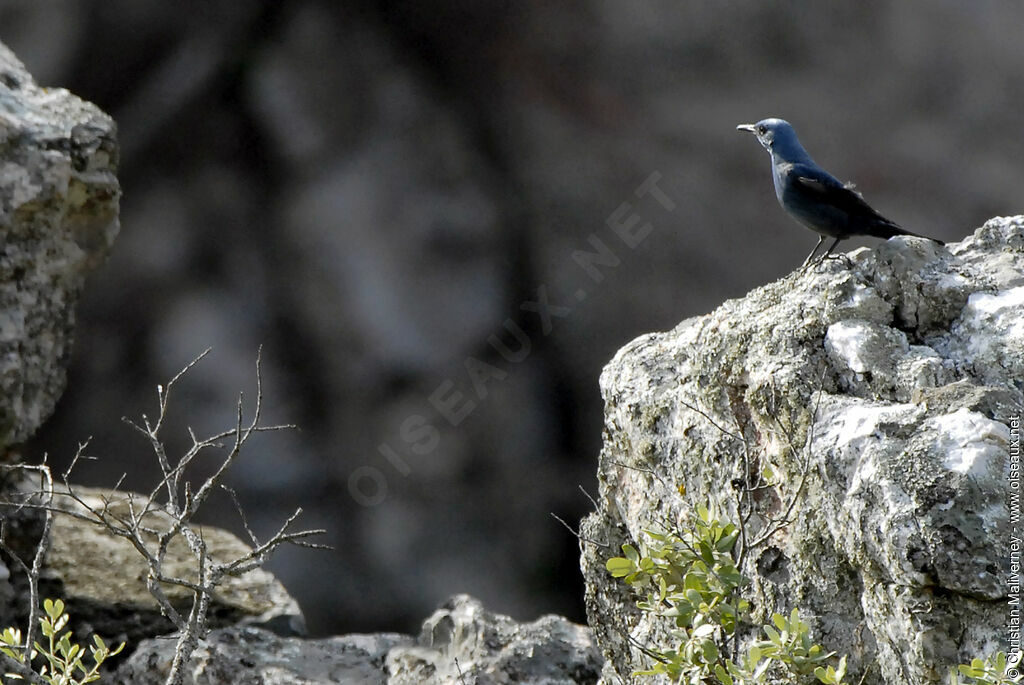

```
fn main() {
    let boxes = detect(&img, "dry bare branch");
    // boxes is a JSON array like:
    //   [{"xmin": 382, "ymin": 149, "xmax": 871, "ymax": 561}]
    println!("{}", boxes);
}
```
[{"xmin": 2, "ymin": 348, "xmax": 325, "ymax": 685}]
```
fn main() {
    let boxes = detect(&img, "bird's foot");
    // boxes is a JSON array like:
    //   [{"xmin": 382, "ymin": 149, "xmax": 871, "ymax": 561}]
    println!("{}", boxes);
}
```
[
  {"xmin": 821, "ymin": 252, "xmax": 853, "ymax": 268},
  {"xmin": 808, "ymin": 252, "xmax": 852, "ymax": 268},
  {"xmin": 800, "ymin": 252, "xmax": 851, "ymax": 273}
]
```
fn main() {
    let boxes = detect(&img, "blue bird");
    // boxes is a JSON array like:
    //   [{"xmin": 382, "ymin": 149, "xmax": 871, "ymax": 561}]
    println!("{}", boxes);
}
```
[{"xmin": 737, "ymin": 118, "xmax": 943, "ymax": 267}]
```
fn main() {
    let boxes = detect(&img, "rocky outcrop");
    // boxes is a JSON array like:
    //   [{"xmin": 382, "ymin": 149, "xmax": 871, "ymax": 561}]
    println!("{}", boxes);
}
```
[
  {"xmin": 118, "ymin": 594, "xmax": 603, "ymax": 684},
  {"xmin": 581, "ymin": 219, "xmax": 1022, "ymax": 684},
  {"xmin": 0, "ymin": 42, "xmax": 118, "ymax": 449}
]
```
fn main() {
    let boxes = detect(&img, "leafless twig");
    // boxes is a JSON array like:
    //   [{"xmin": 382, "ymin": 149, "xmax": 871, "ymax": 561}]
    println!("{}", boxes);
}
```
[
  {"xmin": 578, "ymin": 484, "xmax": 599, "ymax": 511},
  {"xmin": 551, "ymin": 512, "xmax": 609, "ymax": 548},
  {"xmin": 0, "ymin": 462, "xmax": 55, "ymax": 685},
  {"xmin": 4, "ymin": 348, "xmax": 326, "ymax": 685}
]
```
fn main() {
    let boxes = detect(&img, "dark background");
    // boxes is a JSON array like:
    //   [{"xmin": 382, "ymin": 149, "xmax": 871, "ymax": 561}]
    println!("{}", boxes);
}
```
[{"xmin": 2, "ymin": 1, "xmax": 1022, "ymax": 635}]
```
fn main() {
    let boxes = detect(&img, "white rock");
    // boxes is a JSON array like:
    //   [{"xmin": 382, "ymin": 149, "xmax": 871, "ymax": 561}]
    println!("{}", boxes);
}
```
[{"xmin": 582, "ymin": 217, "xmax": 1024, "ymax": 685}]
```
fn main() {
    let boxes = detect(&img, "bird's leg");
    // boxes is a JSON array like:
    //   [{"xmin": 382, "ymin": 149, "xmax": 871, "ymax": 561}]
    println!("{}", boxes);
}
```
[
  {"xmin": 801, "ymin": 236, "xmax": 826, "ymax": 269},
  {"xmin": 815, "ymin": 237, "xmax": 844, "ymax": 266}
]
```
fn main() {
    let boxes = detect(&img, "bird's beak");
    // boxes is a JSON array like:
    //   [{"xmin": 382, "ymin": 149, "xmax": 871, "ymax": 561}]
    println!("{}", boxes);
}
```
[{"xmin": 736, "ymin": 124, "xmax": 757, "ymax": 134}]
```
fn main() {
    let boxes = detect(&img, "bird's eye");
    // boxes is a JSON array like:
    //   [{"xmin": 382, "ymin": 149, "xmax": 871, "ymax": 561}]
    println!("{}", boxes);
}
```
[{"xmin": 758, "ymin": 125, "xmax": 767, "ymax": 134}]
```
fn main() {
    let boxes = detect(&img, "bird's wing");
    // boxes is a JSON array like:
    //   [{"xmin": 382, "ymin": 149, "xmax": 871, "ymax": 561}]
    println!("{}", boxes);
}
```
[{"xmin": 790, "ymin": 164, "xmax": 896, "ymax": 226}]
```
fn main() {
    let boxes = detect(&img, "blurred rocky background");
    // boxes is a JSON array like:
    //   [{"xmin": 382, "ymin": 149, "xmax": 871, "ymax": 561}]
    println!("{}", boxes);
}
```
[{"xmin": 3, "ymin": 1, "xmax": 1022, "ymax": 635}]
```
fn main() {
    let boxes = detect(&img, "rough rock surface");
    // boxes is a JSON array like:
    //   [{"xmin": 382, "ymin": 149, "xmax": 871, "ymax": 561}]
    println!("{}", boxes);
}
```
[
  {"xmin": 117, "ymin": 594, "xmax": 603, "ymax": 684},
  {"xmin": 386, "ymin": 594, "xmax": 602, "ymax": 684},
  {"xmin": 0, "ymin": 42, "xmax": 118, "ymax": 449},
  {"xmin": 581, "ymin": 218, "xmax": 1023, "ymax": 685},
  {"xmin": 116, "ymin": 627, "xmax": 413, "ymax": 685}
]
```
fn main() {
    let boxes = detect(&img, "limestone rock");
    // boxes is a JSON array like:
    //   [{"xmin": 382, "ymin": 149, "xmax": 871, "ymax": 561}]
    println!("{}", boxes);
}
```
[
  {"xmin": 386, "ymin": 594, "xmax": 603, "ymax": 684},
  {"xmin": 0, "ymin": 41, "xmax": 119, "ymax": 448},
  {"xmin": 581, "ymin": 218, "xmax": 1023, "ymax": 684}
]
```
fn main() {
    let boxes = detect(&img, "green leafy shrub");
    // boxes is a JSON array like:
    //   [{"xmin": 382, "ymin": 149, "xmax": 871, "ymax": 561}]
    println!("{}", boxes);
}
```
[
  {"xmin": 950, "ymin": 653, "xmax": 1023, "ymax": 684},
  {"xmin": 606, "ymin": 502, "xmax": 845, "ymax": 684},
  {"xmin": 0, "ymin": 598, "xmax": 124, "ymax": 684},
  {"xmin": 607, "ymin": 501, "xmax": 1019, "ymax": 685}
]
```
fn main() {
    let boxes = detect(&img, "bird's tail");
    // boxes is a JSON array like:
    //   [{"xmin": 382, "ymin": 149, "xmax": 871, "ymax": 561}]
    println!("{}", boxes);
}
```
[{"xmin": 864, "ymin": 220, "xmax": 945, "ymax": 246}]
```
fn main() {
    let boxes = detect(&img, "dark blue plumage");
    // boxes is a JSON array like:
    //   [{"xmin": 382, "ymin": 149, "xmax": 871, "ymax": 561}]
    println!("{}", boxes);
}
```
[{"xmin": 737, "ymin": 118, "xmax": 943, "ymax": 267}]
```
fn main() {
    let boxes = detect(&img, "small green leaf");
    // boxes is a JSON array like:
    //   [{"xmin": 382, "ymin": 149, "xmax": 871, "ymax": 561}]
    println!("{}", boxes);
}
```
[
  {"xmin": 716, "ymin": 529, "xmax": 739, "ymax": 552},
  {"xmin": 692, "ymin": 623, "xmax": 716, "ymax": 639},
  {"xmin": 701, "ymin": 639, "xmax": 718, "ymax": 663},
  {"xmin": 606, "ymin": 557, "xmax": 634, "ymax": 577},
  {"xmin": 835, "ymin": 655, "xmax": 847, "ymax": 682}
]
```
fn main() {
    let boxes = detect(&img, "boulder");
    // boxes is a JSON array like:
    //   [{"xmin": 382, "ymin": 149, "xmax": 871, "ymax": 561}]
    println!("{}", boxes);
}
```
[
  {"xmin": 0, "ymin": 41, "xmax": 118, "ymax": 450},
  {"xmin": 581, "ymin": 219, "xmax": 1023, "ymax": 684}
]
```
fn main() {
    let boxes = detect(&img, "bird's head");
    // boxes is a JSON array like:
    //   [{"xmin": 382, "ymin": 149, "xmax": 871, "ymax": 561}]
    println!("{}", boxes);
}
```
[{"xmin": 735, "ymin": 118, "xmax": 798, "ymax": 153}]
